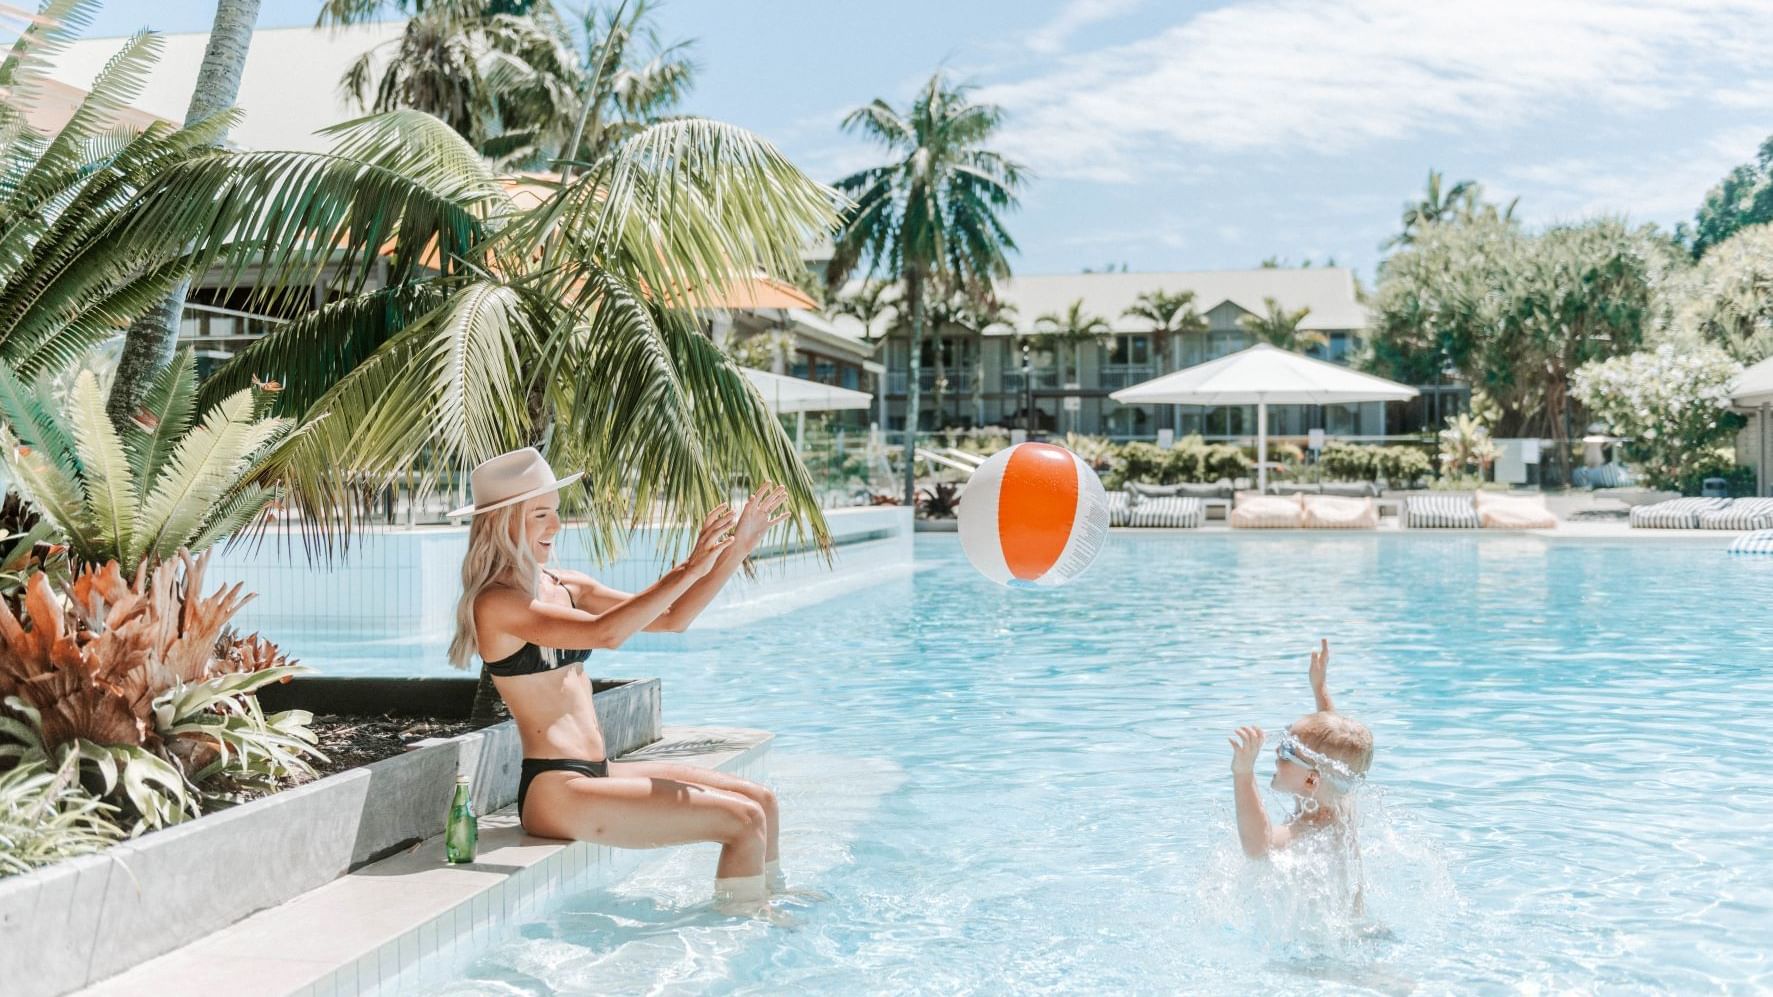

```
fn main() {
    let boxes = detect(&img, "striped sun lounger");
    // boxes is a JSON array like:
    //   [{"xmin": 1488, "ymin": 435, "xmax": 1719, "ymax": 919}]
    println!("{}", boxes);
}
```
[
  {"xmin": 1697, "ymin": 498, "xmax": 1773, "ymax": 530},
  {"xmin": 1629, "ymin": 497, "xmax": 1731, "ymax": 529},
  {"xmin": 1106, "ymin": 490, "xmax": 1132, "ymax": 527},
  {"xmin": 1729, "ymin": 529, "xmax": 1773, "ymax": 555},
  {"xmin": 1124, "ymin": 495, "xmax": 1204, "ymax": 528},
  {"xmin": 1405, "ymin": 494, "xmax": 1480, "ymax": 528}
]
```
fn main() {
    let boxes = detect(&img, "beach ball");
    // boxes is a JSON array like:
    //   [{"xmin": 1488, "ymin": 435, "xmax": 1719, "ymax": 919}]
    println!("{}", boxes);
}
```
[{"xmin": 957, "ymin": 442, "xmax": 1110, "ymax": 587}]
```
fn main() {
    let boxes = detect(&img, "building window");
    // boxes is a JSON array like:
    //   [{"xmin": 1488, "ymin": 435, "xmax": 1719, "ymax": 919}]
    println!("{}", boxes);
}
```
[
  {"xmin": 814, "ymin": 358, "xmax": 837, "ymax": 384},
  {"xmin": 1110, "ymin": 334, "xmax": 1150, "ymax": 366}
]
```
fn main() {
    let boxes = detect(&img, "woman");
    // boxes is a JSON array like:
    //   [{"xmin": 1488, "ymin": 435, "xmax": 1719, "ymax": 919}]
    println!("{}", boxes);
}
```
[{"xmin": 447, "ymin": 447, "xmax": 792, "ymax": 908}]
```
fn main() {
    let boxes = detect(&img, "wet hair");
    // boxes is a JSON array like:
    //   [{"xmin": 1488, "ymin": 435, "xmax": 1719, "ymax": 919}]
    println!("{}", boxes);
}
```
[{"xmin": 1291, "ymin": 711, "xmax": 1375, "ymax": 777}]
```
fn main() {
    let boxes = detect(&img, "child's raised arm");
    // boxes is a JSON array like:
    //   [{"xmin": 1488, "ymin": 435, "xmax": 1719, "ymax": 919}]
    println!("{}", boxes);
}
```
[
  {"xmin": 1230, "ymin": 726, "xmax": 1277, "ymax": 857},
  {"xmin": 1309, "ymin": 639, "xmax": 1335, "ymax": 713}
]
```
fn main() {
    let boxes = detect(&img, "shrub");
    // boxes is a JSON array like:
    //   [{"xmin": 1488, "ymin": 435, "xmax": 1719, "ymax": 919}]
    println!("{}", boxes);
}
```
[
  {"xmin": 1375, "ymin": 446, "xmax": 1434, "ymax": 486},
  {"xmin": 1319, "ymin": 443, "xmax": 1376, "ymax": 481},
  {"xmin": 1571, "ymin": 345, "xmax": 1746, "ymax": 491},
  {"xmin": 0, "ymin": 352, "xmax": 292, "ymax": 574},
  {"xmin": 0, "ymin": 756, "xmax": 123, "ymax": 876},
  {"xmin": 1108, "ymin": 442, "xmax": 1167, "ymax": 488},
  {"xmin": 0, "ymin": 552, "xmax": 320, "ymax": 831}
]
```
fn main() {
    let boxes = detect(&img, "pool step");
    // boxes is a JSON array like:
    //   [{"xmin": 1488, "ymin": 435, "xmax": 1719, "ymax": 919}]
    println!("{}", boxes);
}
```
[{"xmin": 72, "ymin": 726, "xmax": 774, "ymax": 997}]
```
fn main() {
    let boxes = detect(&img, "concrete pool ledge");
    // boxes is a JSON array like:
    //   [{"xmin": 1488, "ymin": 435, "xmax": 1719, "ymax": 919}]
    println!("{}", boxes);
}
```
[
  {"xmin": 73, "ymin": 726, "xmax": 773, "ymax": 997},
  {"xmin": 0, "ymin": 679, "xmax": 660, "ymax": 997}
]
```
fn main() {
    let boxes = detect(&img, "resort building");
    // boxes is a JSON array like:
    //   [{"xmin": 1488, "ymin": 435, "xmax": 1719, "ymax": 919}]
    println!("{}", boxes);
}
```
[{"xmin": 830, "ymin": 267, "xmax": 1468, "ymax": 441}]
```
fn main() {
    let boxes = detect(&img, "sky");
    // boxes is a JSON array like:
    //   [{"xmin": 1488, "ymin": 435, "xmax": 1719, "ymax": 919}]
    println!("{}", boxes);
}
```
[{"xmin": 82, "ymin": 0, "xmax": 1773, "ymax": 282}]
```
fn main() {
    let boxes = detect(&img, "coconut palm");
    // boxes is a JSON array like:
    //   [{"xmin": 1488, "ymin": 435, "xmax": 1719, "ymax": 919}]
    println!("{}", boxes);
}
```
[
  {"xmin": 1385, "ymin": 169, "xmax": 1475, "ymax": 249},
  {"xmin": 1121, "ymin": 288, "xmax": 1205, "ymax": 371},
  {"xmin": 1032, "ymin": 299, "xmax": 1112, "ymax": 435},
  {"xmin": 0, "ymin": 351, "xmax": 292, "ymax": 575},
  {"xmin": 828, "ymin": 280, "xmax": 897, "ymax": 343},
  {"xmin": 543, "ymin": 0, "xmax": 696, "ymax": 169},
  {"xmin": 108, "ymin": 0, "xmax": 264, "ymax": 428},
  {"xmin": 826, "ymin": 72, "xmax": 1024, "ymax": 503},
  {"xmin": 1239, "ymin": 297, "xmax": 1325, "ymax": 353}
]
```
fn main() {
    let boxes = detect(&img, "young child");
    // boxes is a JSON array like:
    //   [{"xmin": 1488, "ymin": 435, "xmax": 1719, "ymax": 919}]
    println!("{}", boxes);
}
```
[{"xmin": 1228, "ymin": 639, "xmax": 1373, "ymax": 859}]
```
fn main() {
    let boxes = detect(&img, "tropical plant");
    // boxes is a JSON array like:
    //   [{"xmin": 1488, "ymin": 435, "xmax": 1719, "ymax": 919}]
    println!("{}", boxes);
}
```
[
  {"xmin": 1318, "ymin": 443, "xmax": 1433, "ymax": 486},
  {"xmin": 828, "ymin": 280, "xmax": 897, "ymax": 343},
  {"xmin": 1122, "ymin": 289, "xmax": 1206, "ymax": 371},
  {"xmin": 1439, "ymin": 412, "xmax": 1498, "ymax": 482},
  {"xmin": 0, "ymin": 755, "xmax": 124, "ymax": 876},
  {"xmin": 1386, "ymin": 170, "xmax": 1474, "ymax": 249},
  {"xmin": 1368, "ymin": 215, "xmax": 1653, "ymax": 477},
  {"xmin": 1032, "ymin": 299, "xmax": 1112, "ymax": 433},
  {"xmin": 0, "ymin": 353, "xmax": 290, "ymax": 575},
  {"xmin": 1059, "ymin": 432, "xmax": 1113, "ymax": 471},
  {"xmin": 961, "ymin": 295, "xmax": 1017, "ymax": 428},
  {"xmin": 1679, "ymin": 134, "xmax": 1773, "ymax": 259},
  {"xmin": 1570, "ymin": 345, "xmax": 1746, "ymax": 491},
  {"xmin": 727, "ymin": 329, "xmax": 797, "ymax": 374},
  {"xmin": 0, "ymin": 551, "xmax": 316, "ymax": 831},
  {"xmin": 1239, "ymin": 297, "xmax": 1323, "ymax": 352},
  {"xmin": 915, "ymin": 481, "xmax": 959, "ymax": 519},
  {"xmin": 1659, "ymin": 224, "xmax": 1773, "ymax": 363},
  {"xmin": 827, "ymin": 72, "xmax": 1025, "ymax": 503}
]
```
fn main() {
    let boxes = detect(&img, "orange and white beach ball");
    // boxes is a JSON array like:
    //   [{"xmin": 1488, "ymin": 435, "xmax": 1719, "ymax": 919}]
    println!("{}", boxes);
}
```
[{"xmin": 957, "ymin": 442, "xmax": 1110, "ymax": 587}]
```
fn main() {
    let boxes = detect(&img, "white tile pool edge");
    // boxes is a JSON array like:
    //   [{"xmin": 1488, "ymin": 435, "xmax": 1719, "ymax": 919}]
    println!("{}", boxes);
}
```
[{"xmin": 74, "ymin": 728, "xmax": 771, "ymax": 997}]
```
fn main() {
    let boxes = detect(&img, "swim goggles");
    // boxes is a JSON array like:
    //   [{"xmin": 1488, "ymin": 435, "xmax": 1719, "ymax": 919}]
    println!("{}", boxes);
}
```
[{"xmin": 1274, "ymin": 734, "xmax": 1362, "ymax": 794}]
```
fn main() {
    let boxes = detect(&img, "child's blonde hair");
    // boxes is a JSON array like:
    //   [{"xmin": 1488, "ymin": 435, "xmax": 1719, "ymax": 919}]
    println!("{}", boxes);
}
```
[
  {"xmin": 1293, "ymin": 711, "xmax": 1375, "ymax": 776},
  {"xmin": 448, "ymin": 503, "xmax": 541, "ymax": 670}
]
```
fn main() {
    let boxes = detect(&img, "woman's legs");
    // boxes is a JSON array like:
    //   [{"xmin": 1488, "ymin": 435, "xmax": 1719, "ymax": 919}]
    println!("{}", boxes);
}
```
[
  {"xmin": 521, "ymin": 771, "xmax": 767, "ymax": 879},
  {"xmin": 608, "ymin": 760, "xmax": 780, "ymax": 863}
]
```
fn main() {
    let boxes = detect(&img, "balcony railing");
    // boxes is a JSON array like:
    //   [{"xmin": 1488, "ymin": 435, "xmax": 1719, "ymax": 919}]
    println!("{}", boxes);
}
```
[
  {"xmin": 887, "ymin": 365, "xmax": 981, "ymax": 395},
  {"xmin": 1098, "ymin": 364, "xmax": 1157, "ymax": 390}
]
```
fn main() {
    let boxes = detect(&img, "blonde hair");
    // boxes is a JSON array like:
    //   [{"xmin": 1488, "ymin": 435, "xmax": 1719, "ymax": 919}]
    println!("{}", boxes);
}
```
[
  {"xmin": 1292, "ymin": 711, "xmax": 1375, "ymax": 777},
  {"xmin": 448, "ymin": 503, "xmax": 544, "ymax": 670}
]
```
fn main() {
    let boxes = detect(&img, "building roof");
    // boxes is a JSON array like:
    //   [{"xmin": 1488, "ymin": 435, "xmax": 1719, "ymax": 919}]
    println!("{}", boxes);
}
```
[
  {"xmin": 1732, "ymin": 354, "xmax": 1773, "ymax": 408},
  {"xmin": 43, "ymin": 22, "xmax": 406, "ymax": 152},
  {"xmin": 828, "ymin": 267, "xmax": 1369, "ymax": 341}
]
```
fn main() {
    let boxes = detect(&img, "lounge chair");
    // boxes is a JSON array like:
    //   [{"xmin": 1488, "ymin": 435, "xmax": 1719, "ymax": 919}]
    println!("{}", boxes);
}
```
[
  {"xmin": 1728, "ymin": 529, "xmax": 1773, "ymax": 555},
  {"xmin": 1125, "ymin": 495, "xmax": 1204, "ymax": 528},
  {"xmin": 1405, "ymin": 494, "xmax": 1480, "ymax": 528},
  {"xmin": 1629, "ymin": 497, "xmax": 1731, "ymax": 529},
  {"xmin": 1230, "ymin": 493, "xmax": 1305, "ymax": 528},
  {"xmin": 1106, "ymin": 490, "xmax": 1132, "ymax": 527},
  {"xmin": 1697, "ymin": 497, "xmax": 1773, "ymax": 530},
  {"xmin": 1474, "ymin": 491, "xmax": 1559, "ymax": 529},
  {"xmin": 1301, "ymin": 494, "xmax": 1378, "ymax": 529}
]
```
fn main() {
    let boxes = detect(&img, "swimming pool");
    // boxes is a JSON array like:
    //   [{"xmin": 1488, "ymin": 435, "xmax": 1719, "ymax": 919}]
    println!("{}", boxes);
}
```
[{"xmin": 337, "ymin": 534, "xmax": 1772, "ymax": 994}]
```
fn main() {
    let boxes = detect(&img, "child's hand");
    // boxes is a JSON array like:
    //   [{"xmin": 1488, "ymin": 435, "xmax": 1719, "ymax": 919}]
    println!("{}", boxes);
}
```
[
  {"xmin": 1310, "ymin": 638, "xmax": 1334, "ymax": 713},
  {"xmin": 1229, "ymin": 725, "xmax": 1264, "ymax": 777}
]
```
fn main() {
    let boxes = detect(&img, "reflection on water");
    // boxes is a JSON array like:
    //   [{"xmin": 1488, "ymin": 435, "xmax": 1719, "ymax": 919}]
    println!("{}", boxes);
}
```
[{"xmin": 379, "ymin": 535, "xmax": 1773, "ymax": 994}]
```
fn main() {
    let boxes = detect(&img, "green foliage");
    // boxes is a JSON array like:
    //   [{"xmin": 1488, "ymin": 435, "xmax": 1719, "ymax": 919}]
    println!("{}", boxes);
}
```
[
  {"xmin": 1102, "ymin": 436, "xmax": 1250, "ymax": 488},
  {"xmin": 1658, "ymin": 224, "xmax": 1773, "ymax": 363},
  {"xmin": 0, "ymin": 352, "xmax": 289, "ymax": 574},
  {"xmin": 1368, "ymin": 216, "xmax": 1654, "ymax": 442},
  {"xmin": 1674, "ymin": 459, "xmax": 1757, "ymax": 499},
  {"xmin": 1680, "ymin": 135, "xmax": 1773, "ymax": 259},
  {"xmin": 0, "ymin": 755, "xmax": 125, "ymax": 877},
  {"xmin": 1239, "ymin": 297, "xmax": 1323, "ymax": 352},
  {"xmin": 1571, "ymin": 345, "xmax": 1745, "ymax": 491},
  {"xmin": 0, "ymin": 554, "xmax": 319, "ymax": 834},
  {"xmin": 1317, "ymin": 443, "xmax": 1433, "ymax": 485}
]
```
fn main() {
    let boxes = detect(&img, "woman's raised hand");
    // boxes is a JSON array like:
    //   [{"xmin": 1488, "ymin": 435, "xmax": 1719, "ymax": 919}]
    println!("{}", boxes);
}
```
[
  {"xmin": 733, "ymin": 483, "xmax": 792, "ymax": 553},
  {"xmin": 682, "ymin": 504, "xmax": 737, "ymax": 577}
]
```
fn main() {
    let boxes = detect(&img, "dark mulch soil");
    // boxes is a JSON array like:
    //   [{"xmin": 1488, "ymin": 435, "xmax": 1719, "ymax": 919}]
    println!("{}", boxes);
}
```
[{"xmin": 301, "ymin": 714, "xmax": 500, "ymax": 782}]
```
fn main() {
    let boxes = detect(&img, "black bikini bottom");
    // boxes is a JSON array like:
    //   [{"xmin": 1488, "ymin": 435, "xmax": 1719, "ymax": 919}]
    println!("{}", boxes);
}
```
[{"xmin": 517, "ymin": 757, "xmax": 609, "ymax": 819}]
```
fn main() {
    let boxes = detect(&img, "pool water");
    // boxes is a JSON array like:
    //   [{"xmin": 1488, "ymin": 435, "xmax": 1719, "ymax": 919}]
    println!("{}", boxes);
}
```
[{"xmin": 394, "ymin": 534, "xmax": 1773, "ymax": 994}]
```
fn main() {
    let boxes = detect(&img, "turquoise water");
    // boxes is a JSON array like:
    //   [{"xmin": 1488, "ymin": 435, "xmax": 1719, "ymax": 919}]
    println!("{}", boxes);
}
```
[{"xmin": 377, "ymin": 534, "xmax": 1773, "ymax": 994}]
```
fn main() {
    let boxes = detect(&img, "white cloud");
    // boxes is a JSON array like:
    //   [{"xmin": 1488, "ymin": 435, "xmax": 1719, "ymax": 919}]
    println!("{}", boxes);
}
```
[
  {"xmin": 1024, "ymin": 0, "xmax": 1146, "ymax": 54},
  {"xmin": 978, "ymin": 0, "xmax": 1773, "ymax": 182},
  {"xmin": 1502, "ymin": 123, "xmax": 1773, "ymax": 223}
]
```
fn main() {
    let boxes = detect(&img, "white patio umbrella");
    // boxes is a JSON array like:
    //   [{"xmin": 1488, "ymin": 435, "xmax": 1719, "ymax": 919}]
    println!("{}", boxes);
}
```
[
  {"xmin": 1109, "ymin": 343, "xmax": 1419, "ymax": 492},
  {"xmin": 743, "ymin": 368, "xmax": 873, "ymax": 451}
]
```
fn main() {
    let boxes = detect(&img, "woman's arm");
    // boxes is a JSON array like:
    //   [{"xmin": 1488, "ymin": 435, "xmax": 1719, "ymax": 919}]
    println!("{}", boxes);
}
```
[
  {"xmin": 478, "ymin": 507, "xmax": 734, "ymax": 651},
  {"xmin": 559, "ymin": 484, "xmax": 792, "ymax": 633}
]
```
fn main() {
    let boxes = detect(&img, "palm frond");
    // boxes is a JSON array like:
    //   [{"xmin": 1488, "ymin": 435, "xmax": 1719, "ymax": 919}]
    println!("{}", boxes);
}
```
[{"xmin": 65, "ymin": 372, "xmax": 135, "ymax": 559}]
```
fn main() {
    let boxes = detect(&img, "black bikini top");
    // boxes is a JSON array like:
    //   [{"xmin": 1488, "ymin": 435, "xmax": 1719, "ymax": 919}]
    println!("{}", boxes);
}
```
[{"xmin": 483, "ymin": 571, "xmax": 592, "ymax": 677}]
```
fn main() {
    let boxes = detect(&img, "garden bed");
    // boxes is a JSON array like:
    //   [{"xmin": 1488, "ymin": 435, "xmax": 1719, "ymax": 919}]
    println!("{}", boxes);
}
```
[{"xmin": 0, "ymin": 676, "xmax": 660, "ymax": 997}]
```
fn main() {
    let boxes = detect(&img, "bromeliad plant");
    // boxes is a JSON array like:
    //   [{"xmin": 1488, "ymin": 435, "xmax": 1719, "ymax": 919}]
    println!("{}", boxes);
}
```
[
  {"xmin": 0, "ymin": 351, "xmax": 291, "ymax": 575},
  {"xmin": 0, "ymin": 550, "xmax": 318, "ymax": 832},
  {"xmin": 0, "ymin": 754, "xmax": 124, "ymax": 875}
]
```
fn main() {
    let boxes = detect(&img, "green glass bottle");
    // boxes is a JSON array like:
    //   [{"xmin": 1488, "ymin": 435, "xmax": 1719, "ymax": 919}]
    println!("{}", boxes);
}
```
[{"xmin": 445, "ymin": 775, "xmax": 477, "ymax": 864}]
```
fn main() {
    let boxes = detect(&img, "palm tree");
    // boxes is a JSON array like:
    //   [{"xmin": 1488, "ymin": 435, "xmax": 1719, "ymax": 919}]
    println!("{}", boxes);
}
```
[
  {"xmin": 1385, "ymin": 169, "xmax": 1475, "ymax": 249},
  {"xmin": 107, "ymin": 0, "xmax": 263, "ymax": 428},
  {"xmin": 826, "ymin": 72, "xmax": 1024, "ymax": 504},
  {"xmin": 828, "ymin": 280, "xmax": 897, "ymax": 344},
  {"xmin": 1121, "ymin": 289, "xmax": 1205, "ymax": 372},
  {"xmin": 1239, "ymin": 297, "xmax": 1325, "ymax": 353},
  {"xmin": 545, "ymin": 0, "xmax": 696, "ymax": 169},
  {"xmin": 1032, "ymin": 299, "xmax": 1112, "ymax": 435}
]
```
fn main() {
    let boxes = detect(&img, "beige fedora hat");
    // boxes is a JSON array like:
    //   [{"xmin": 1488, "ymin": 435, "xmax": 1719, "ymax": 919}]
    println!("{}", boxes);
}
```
[{"xmin": 447, "ymin": 448, "xmax": 583, "ymax": 518}]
